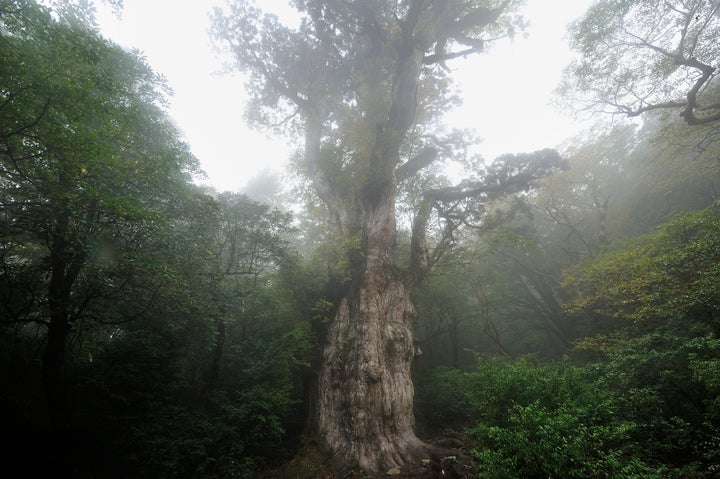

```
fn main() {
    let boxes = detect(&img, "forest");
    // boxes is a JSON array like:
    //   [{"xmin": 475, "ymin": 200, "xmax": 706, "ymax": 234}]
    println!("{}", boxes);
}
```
[{"xmin": 1, "ymin": 0, "xmax": 719, "ymax": 478}]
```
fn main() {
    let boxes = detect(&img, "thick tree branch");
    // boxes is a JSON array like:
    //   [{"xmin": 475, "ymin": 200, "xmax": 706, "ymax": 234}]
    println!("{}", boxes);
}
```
[
  {"xmin": 571, "ymin": 2, "xmax": 720, "ymax": 127},
  {"xmin": 423, "ymin": 46, "xmax": 478, "ymax": 65},
  {"xmin": 620, "ymin": 56, "xmax": 719, "ymax": 124},
  {"xmin": 366, "ymin": 1, "xmax": 431, "ymax": 203},
  {"xmin": 679, "ymin": 57, "xmax": 719, "ymax": 125},
  {"xmin": 441, "ymin": 1, "xmax": 509, "ymax": 37},
  {"xmin": 624, "ymin": 100, "xmax": 687, "ymax": 117},
  {"xmin": 408, "ymin": 197, "xmax": 432, "ymax": 287},
  {"xmin": 408, "ymin": 149, "xmax": 564, "ymax": 288},
  {"xmin": 426, "ymin": 0, "xmax": 511, "ymax": 66},
  {"xmin": 395, "ymin": 147, "xmax": 438, "ymax": 182}
]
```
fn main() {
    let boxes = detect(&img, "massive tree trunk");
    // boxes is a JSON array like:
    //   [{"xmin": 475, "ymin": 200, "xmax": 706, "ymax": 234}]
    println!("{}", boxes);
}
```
[
  {"xmin": 211, "ymin": 1, "xmax": 522, "ymax": 473},
  {"xmin": 317, "ymin": 184, "xmax": 425, "ymax": 472},
  {"xmin": 312, "ymin": 37, "xmax": 428, "ymax": 472}
]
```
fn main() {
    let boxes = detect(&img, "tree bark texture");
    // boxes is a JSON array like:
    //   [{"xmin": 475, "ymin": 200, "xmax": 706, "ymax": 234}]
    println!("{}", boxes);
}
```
[
  {"xmin": 313, "ymin": 31, "xmax": 428, "ymax": 472},
  {"xmin": 317, "ymin": 192, "xmax": 425, "ymax": 472}
]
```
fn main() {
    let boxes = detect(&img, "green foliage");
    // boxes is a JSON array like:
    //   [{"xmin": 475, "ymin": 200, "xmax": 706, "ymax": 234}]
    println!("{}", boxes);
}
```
[
  {"xmin": 473, "ymin": 400, "xmax": 664, "ymax": 479},
  {"xmin": 468, "ymin": 356, "xmax": 595, "ymax": 424},
  {"xmin": 0, "ymin": 0, "xmax": 201, "ymax": 330},
  {"xmin": 414, "ymin": 366, "xmax": 473, "ymax": 434},
  {"xmin": 553, "ymin": 205, "xmax": 720, "ymax": 477},
  {"xmin": 416, "ymin": 356, "xmax": 601, "ymax": 434},
  {"xmin": 0, "ymin": 4, "xmax": 312, "ymax": 477},
  {"xmin": 325, "ymin": 234, "xmax": 365, "ymax": 286},
  {"xmin": 585, "ymin": 332, "xmax": 720, "ymax": 474},
  {"xmin": 65, "ymin": 297, "xmax": 312, "ymax": 478},
  {"xmin": 561, "ymin": 0, "xmax": 720, "ymax": 129},
  {"xmin": 416, "ymin": 349, "xmax": 720, "ymax": 478},
  {"xmin": 564, "ymin": 203, "xmax": 720, "ymax": 329},
  {"xmin": 123, "ymin": 366, "xmax": 299, "ymax": 478}
]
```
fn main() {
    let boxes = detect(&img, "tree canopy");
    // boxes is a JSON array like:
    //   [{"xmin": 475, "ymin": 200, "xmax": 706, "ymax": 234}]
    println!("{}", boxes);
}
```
[
  {"xmin": 211, "ymin": 0, "xmax": 566, "ymax": 473},
  {"xmin": 1, "ymin": 0, "xmax": 202, "ymax": 423},
  {"xmin": 561, "ymin": 0, "xmax": 720, "ymax": 127}
]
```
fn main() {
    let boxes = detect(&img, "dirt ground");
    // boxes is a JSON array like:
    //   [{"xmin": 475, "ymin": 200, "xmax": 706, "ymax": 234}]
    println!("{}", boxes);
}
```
[{"xmin": 260, "ymin": 434, "xmax": 480, "ymax": 479}]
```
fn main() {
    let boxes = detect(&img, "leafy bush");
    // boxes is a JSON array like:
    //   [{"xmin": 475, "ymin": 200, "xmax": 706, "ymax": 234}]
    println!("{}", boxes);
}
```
[
  {"xmin": 416, "ymin": 356, "xmax": 704, "ymax": 478},
  {"xmin": 467, "ymin": 356, "xmax": 593, "ymax": 425},
  {"xmin": 473, "ymin": 401, "xmax": 666, "ymax": 479},
  {"xmin": 561, "ymin": 206, "xmax": 720, "ymax": 477},
  {"xmin": 121, "ymin": 384, "xmax": 294, "ymax": 479},
  {"xmin": 459, "ymin": 357, "xmax": 661, "ymax": 478}
]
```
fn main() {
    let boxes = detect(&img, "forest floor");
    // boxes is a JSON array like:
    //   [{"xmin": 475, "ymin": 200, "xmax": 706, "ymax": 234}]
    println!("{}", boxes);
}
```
[
  {"xmin": 259, "ymin": 432, "xmax": 480, "ymax": 479},
  {"xmin": 362, "ymin": 450, "xmax": 478, "ymax": 478}
]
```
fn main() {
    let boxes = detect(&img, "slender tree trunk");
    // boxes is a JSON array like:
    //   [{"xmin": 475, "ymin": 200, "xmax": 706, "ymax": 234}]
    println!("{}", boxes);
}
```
[
  {"xmin": 449, "ymin": 320, "xmax": 460, "ymax": 368},
  {"xmin": 317, "ymin": 193, "xmax": 425, "ymax": 473},
  {"xmin": 43, "ymin": 213, "xmax": 82, "ymax": 425},
  {"xmin": 42, "ymin": 311, "xmax": 71, "ymax": 424},
  {"xmin": 203, "ymin": 317, "xmax": 226, "ymax": 393}
]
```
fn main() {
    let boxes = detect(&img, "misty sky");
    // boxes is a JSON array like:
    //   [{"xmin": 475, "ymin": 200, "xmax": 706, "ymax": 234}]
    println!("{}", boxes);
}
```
[{"xmin": 97, "ymin": 0, "xmax": 593, "ymax": 192}]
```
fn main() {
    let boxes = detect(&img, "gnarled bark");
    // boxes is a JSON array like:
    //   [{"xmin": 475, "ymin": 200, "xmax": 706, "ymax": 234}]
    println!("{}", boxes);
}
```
[{"xmin": 317, "ymin": 185, "xmax": 425, "ymax": 472}]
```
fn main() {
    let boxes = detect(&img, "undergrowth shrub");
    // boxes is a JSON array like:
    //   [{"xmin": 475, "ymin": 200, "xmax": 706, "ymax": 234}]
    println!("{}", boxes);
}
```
[{"xmin": 415, "ymin": 355, "xmax": 711, "ymax": 478}]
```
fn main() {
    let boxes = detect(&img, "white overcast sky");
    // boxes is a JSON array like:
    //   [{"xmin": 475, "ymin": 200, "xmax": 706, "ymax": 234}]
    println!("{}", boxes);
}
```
[{"xmin": 96, "ymin": 0, "xmax": 592, "ymax": 192}]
